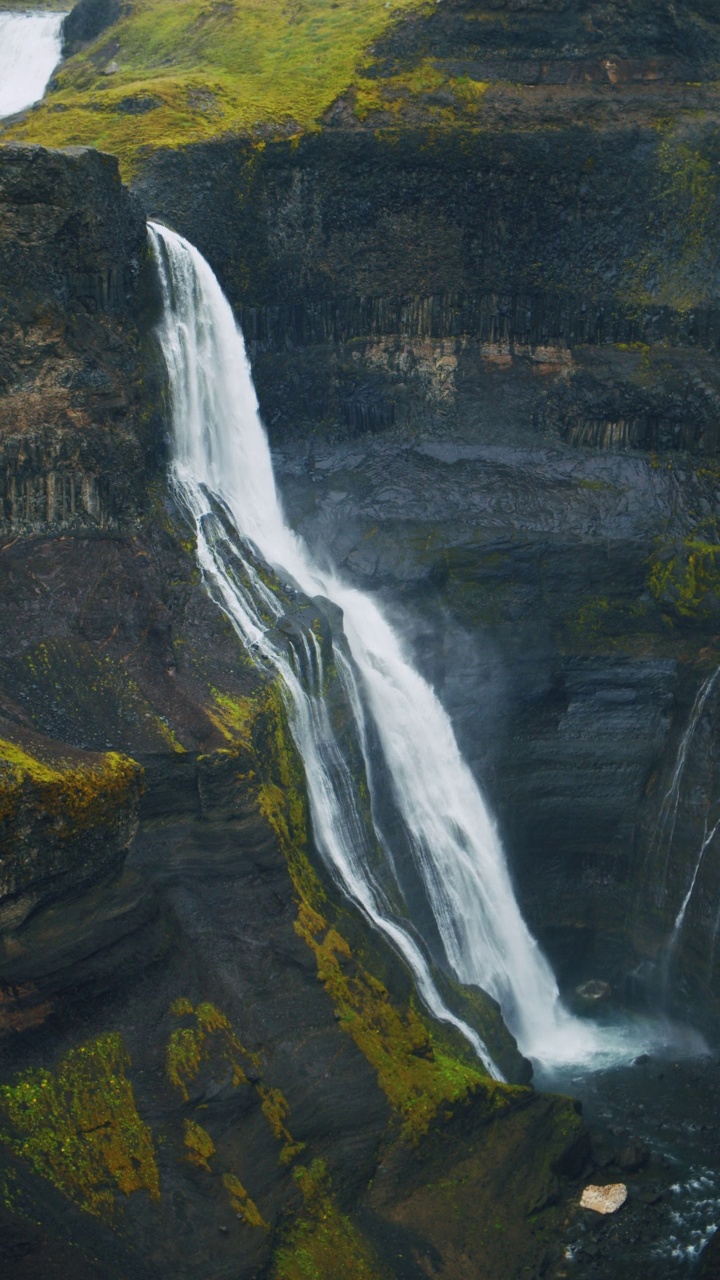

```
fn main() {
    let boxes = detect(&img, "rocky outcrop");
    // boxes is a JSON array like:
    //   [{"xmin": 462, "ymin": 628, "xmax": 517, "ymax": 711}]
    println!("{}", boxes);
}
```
[
  {"xmin": 62, "ymin": 0, "xmax": 124, "ymax": 59},
  {"xmin": 0, "ymin": 721, "xmax": 141, "ymax": 934},
  {"xmin": 0, "ymin": 144, "xmax": 163, "ymax": 535}
]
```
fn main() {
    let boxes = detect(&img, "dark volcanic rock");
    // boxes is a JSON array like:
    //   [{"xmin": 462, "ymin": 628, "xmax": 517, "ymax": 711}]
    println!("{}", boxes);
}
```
[
  {"xmin": 0, "ymin": 139, "xmax": 586, "ymax": 1280},
  {"xmin": 62, "ymin": 0, "xmax": 124, "ymax": 58},
  {"xmin": 0, "ymin": 143, "xmax": 164, "ymax": 534}
]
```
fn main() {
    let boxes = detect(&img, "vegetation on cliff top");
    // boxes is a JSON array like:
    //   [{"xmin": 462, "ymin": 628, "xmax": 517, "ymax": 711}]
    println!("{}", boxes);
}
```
[
  {"xmin": 4, "ymin": 0, "xmax": 435, "ymax": 175},
  {"xmin": 0, "ymin": 734, "xmax": 141, "ymax": 841}
]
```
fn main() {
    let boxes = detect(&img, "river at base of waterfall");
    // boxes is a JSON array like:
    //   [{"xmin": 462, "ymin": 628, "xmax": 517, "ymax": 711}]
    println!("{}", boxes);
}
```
[{"xmin": 539, "ymin": 1051, "xmax": 720, "ymax": 1278}]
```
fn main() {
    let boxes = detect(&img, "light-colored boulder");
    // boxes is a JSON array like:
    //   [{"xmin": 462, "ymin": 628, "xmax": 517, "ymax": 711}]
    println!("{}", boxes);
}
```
[{"xmin": 580, "ymin": 1183, "xmax": 628, "ymax": 1214}]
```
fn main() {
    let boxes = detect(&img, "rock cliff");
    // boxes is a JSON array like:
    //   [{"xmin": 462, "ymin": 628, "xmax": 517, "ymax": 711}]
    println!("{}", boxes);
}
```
[
  {"xmin": 0, "ymin": 143, "xmax": 586, "ymax": 1280},
  {"xmin": 2, "ymin": 0, "xmax": 720, "ymax": 1274}
]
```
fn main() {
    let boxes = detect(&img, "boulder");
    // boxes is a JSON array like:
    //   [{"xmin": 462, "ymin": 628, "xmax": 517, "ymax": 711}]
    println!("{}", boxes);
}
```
[{"xmin": 580, "ymin": 1184, "xmax": 628, "ymax": 1215}]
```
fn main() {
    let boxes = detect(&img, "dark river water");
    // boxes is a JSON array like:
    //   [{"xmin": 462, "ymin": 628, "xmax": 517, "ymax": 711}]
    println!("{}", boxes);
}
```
[{"xmin": 536, "ymin": 1031, "xmax": 720, "ymax": 1279}]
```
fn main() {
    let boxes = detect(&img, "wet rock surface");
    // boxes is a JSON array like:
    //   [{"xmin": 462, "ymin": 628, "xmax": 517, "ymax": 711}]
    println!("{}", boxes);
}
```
[
  {"xmin": 129, "ymin": 0, "xmax": 720, "ymax": 1019},
  {"xmin": 0, "ymin": 139, "xmax": 588, "ymax": 1280},
  {"xmin": 272, "ymin": 429, "xmax": 720, "ymax": 1021}
]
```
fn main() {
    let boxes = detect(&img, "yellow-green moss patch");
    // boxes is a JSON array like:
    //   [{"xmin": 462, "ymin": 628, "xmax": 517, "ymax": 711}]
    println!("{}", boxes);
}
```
[
  {"xmin": 258, "ymin": 1086, "xmax": 305, "ymax": 1166},
  {"xmin": 223, "ymin": 1172, "xmax": 269, "ymax": 1229},
  {"xmin": 0, "ymin": 736, "xmax": 141, "ymax": 839},
  {"xmin": 247, "ymin": 681, "xmax": 505, "ymax": 1142},
  {"xmin": 5, "ymin": 0, "xmax": 435, "ymax": 176},
  {"xmin": 649, "ymin": 528, "xmax": 720, "ymax": 619},
  {"xmin": 0, "ymin": 1033, "xmax": 159, "ymax": 1218},
  {"xmin": 273, "ymin": 1158, "xmax": 387, "ymax": 1280},
  {"xmin": 352, "ymin": 57, "xmax": 489, "ymax": 124},
  {"xmin": 166, "ymin": 1001, "xmax": 250, "ymax": 1100},
  {"xmin": 183, "ymin": 1118, "xmax": 216, "ymax": 1171},
  {"xmin": 294, "ymin": 903, "xmax": 497, "ymax": 1142},
  {"xmin": 206, "ymin": 688, "xmax": 257, "ymax": 744}
]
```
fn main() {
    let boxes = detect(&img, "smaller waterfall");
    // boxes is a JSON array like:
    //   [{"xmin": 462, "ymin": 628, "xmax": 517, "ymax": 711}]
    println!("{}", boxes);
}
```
[
  {"xmin": 665, "ymin": 817, "xmax": 720, "ymax": 980},
  {"xmin": 650, "ymin": 670, "xmax": 719, "ymax": 906},
  {"xmin": 0, "ymin": 11, "xmax": 66, "ymax": 119}
]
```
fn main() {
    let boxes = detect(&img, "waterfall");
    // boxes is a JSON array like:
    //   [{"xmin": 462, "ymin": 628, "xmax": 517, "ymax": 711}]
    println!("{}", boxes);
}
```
[
  {"xmin": 659, "ymin": 671, "xmax": 720, "ymax": 989},
  {"xmin": 650, "ymin": 670, "xmax": 719, "ymax": 907},
  {"xmin": 0, "ymin": 11, "xmax": 66, "ymax": 119},
  {"xmin": 670, "ymin": 817, "xmax": 720, "ymax": 950},
  {"xmin": 148, "ymin": 222, "xmax": 612, "ymax": 1073}
]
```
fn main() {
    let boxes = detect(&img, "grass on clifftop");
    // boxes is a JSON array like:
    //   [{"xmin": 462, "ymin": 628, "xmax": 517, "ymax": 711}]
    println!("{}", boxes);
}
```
[{"xmin": 4, "ymin": 0, "xmax": 434, "ymax": 176}]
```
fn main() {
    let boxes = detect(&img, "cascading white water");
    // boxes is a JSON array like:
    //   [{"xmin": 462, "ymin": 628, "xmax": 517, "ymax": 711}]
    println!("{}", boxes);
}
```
[
  {"xmin": 660, "ymin": 670, "xmax": 720, "ymax": 984},
  {"xmin": 650, "ymin": 669, "xmax": 719, "ymax": 907},
  {"xmin": 0, "ymin": 11, "xmax": 66, "ymax": 119},
  {"xmin": 148, "ymin": 221, "xmax": 634, "ymax": 1073}
]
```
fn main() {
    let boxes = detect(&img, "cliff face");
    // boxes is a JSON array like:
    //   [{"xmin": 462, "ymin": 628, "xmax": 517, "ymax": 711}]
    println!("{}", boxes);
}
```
[
  {"xmin": 127, "ymin": 0, "xmax": 720, "ymax": 1023},
  {"xmin": 0, "ymin": 143, "xmax": 163, "ymax": 533},
  {"xmin": 0, "ymin": 142, "xmax": 588, "ymax": 1280},
  {"xmin": 2, "ymin": 0, "xmax": 720, "ymax": 1273}
]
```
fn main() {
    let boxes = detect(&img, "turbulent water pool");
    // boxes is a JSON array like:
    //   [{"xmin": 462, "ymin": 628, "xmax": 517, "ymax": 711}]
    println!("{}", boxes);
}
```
[{"xmin": 537, "ymin": 1035, "xmax": 720, "ymax": 1278}]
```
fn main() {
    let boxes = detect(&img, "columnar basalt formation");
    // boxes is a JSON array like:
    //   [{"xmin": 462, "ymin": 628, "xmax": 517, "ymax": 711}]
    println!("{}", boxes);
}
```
[{"xmin": 0, "ymin": 143, "xmax": 162, "ymax": 534}]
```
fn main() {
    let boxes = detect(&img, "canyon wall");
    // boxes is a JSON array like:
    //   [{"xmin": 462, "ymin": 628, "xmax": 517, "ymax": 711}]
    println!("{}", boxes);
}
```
[
  {"xmin": 130, "ymin": 0, "xmax": 720, "ymax": 1019},
  {"xmin": 0, "ymin": 143, "xmax": 585, "ymax": 1280}
]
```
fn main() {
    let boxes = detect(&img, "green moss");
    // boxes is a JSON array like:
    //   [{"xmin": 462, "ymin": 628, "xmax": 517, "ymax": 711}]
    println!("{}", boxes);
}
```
[
  {"xmin": 627, "ymin": 136, "xmax": 719, "ymax": 312},
  {"xmin": 5, "ymin": 0, "xmax": 435, "ymax": 176},
  {"xmin": 0, "ymin": 737, "xmax": 141, "ymax": 838},
  {"xmin": 246, "ymin": 680, "xmax": 514, "ymax": 1142},
  {"xmin": 272, "ymin": 1159, "xmax": 387, "ymax": 1280},
  {"xmin": 166, "ymin": 999, "xmax": 305, "ymax": 1172},
  {"xmin": 0, "ymin": 1034, "xmax": 159, "ymax": 1219},
  {"xmin": 166, "ymin": 1001, "xmax": 250, "ymax": 1100},
  {"xmin": 258, "ymin": 1086, "xmax": 306, "ymax": 1166},
  {"xmin": 206, "ymin": 687, "xmax": 257, "ymax": 744},
  {"xmin": 254, "ymin": 681, "xmax": 323, "ymax": 912},
  {"xmin": 648, "ymin": 528, "xmax": 720, "ymax": 619},
  {"xmin": 223, "ymin": 1172, "xmax": 269, "ymax": 1229},
  {"xmin": 352, "ymin": 57, "xmax": 489, "ymax": 124},
  {"xmin": 294, "ymin": 903, "xmax": 500, "ymax": 1142},
  {"xmin": 183, "ymin": 1118, "xmax": 216, "ymax": 1171}
]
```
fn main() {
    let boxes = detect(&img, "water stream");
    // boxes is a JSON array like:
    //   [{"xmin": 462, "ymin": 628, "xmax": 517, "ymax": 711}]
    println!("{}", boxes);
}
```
[
  {"xmin": 148, "ymin": 221, "xmax": 622, "ymax": 1076},
  {"xmin": 0, "ymin": 11, "xmax": 66, "ymax": 119},
  {"xmin": 650, "ymin": 669, "xmax": 719, "ymax": 908}
]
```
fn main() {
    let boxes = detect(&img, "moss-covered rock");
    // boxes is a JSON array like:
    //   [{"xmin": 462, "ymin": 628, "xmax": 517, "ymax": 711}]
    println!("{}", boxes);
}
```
[
  {"xmin": 0, "ymin": 1032, "xmax": 159, "ymax": 1219},
  {"xmin": 0, "ymin": 727, "xmax": 142, "ymax": 931}
]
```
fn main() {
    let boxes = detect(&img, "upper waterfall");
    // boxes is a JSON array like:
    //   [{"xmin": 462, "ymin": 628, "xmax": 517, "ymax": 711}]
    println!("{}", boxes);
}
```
[
  {"xmin": 148, "ymin": 220, "xmax": 613, "ymax": 1073},
  {"xmin": 0, "ymin": 10, "xmax": 66, "ymax": 119}
]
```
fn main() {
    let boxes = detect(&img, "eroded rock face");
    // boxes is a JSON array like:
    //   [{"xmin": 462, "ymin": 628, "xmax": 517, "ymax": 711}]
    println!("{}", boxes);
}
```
[
  {"xmin": 0, "ymin": 722, "xmax": 141, "ymax": 933},
  {"xmin": 0, "ymin": 143, "xmax": 164, "ymax": 534}
]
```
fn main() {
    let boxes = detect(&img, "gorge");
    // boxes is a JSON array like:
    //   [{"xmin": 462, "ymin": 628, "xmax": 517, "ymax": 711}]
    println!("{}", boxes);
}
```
[{"xmin": 2, "ymin": 2, "xmax": 720, "ymax": 1279}]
